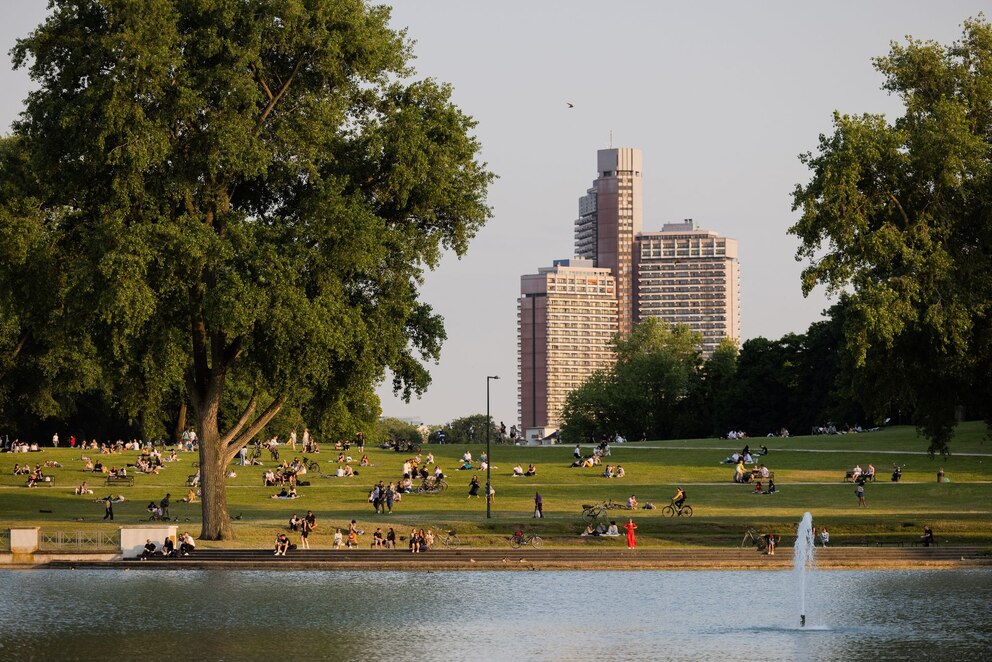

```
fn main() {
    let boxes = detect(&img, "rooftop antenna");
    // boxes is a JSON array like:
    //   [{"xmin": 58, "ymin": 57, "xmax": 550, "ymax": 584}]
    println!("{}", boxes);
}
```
[{"xmin": 609, "ymin": 129, "xmax": 613, "ymax": 148}]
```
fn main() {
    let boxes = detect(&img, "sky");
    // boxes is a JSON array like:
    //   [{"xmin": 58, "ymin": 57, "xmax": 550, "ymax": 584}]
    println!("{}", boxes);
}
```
[{"xmin": 1, "ymin": 1, "xmax": 987, "ymax": 426}]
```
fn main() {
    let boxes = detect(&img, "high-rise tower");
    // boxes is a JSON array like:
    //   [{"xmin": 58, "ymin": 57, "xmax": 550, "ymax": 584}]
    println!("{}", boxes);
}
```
[{"xmin": 573, "ymin": 148, "xmax": 643, "ymax": 335}]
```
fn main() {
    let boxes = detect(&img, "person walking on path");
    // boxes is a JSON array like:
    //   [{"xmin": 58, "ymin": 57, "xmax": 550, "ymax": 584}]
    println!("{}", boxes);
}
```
[
  {"xmin": 103, "ymin": 496, "xmax": 114, "ymax": 521},
  {"xmin": 855, "ymin": 483, "xmax": 867, "ymax": 507},
  {"xmin": 937, "ymin": 467, "xmax": 945, "ymax": 483},
  {"xmin": 534, "ymin": 492, "xmax": 543, "ymax": 518},
  {"xmin": 623, "ymin": 518, "xmax": 638, "ymax": 548},
  {"xmin": 468, "ymin": 475, "xmax": 480, "ymax": 498}
]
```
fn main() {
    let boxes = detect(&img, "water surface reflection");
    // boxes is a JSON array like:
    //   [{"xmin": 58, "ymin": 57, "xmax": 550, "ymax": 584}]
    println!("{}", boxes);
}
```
[{"xmin": 0, "ymin": 569, "xmax": 989, "ymax": 661}]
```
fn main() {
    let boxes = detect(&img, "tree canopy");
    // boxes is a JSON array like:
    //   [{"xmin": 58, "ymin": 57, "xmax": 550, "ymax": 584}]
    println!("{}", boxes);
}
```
[
  {"xmin": 4, "ymin": 0, "xmax": 493, "ymax": 537},
  {"xmin": 790, "ymin": 16, "xmax": 992, "ymax": 454},
  {"xmin": 560, "ymin": 319, "xmax": 703, "ymax": 442}
]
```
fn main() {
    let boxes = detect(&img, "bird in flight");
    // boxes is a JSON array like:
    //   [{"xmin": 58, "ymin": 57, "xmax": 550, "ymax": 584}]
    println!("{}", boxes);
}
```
[{"xmin": 566, "ymin": 102, "xmax": 574, "ymax": 108}]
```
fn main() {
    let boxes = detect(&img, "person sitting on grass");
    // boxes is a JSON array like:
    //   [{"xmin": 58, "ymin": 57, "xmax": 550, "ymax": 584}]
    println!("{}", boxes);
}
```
[
  {"xmin": 615, "ymin": 465, "xmax": 625, "ymax": 478},
  {"xmin": 512, "ymin": 464, "xmax": 524, "ymax": 477},
  {"xmin": 753, "ymin": 481, "xmax": 763, "ymax": 494},
  {"xmin": 763, "ymin": 479, "xmax": 776, "ymax": 494},
  {"xmin": 75, "ymin": 481, "xmax": 92, "ymax": 495},
  {"xmin": 525, "ymin": 463, "xmax": 537, "ymax": 476},
  {"xmin": 182, "ymin": 488, "xmax": 198, "ymax": 503},
  {"xmin": 603, "ymin": 464, "xmax": 615, "ymax": 478},
  {"xmin": 581, "ymin": 523, "xmax": 597, "ymax": 536},
  {"xmin": 604, "ymin": 521, "xmax": 621, "ymax": 537},
  {"xmin": 333, "ymin": 528, "xmax": 344, "ymax": 549},
  {"xmin": 627, "ymin": 495, "xmax": 638, "ymax": 510},
  {"xmin": 274, "ymin": 533, "xmax": 291, "ymax": 556}
]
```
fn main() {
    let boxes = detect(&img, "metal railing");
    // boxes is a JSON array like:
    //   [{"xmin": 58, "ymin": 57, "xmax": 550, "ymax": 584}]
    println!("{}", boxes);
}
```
[
  {"xmin": 0, "ymin": 529, "xmax": 9, "ymax": 552},
  {"xmin": 39, "ymin": 529, "xmax": 119, "ymax": 551}
]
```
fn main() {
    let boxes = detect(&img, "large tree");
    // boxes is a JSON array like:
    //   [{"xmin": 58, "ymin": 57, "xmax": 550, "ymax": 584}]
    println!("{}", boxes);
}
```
[
  {"xmin": 8, "ymin": 0, "xmax": 493, "ymax": 538},
  {"xmin": 791, "ymin": 17, "xmax": 992, "ymax": 454},
  {"xmin": 560, "ymin": 319, "xmax": 703, "ymax": 442}
]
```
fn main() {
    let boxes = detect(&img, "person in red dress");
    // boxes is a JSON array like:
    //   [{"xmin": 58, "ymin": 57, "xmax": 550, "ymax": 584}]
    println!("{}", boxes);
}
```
[{"xmin": 623, "ymin": 518, "xmax": 638, "ymax": 548}]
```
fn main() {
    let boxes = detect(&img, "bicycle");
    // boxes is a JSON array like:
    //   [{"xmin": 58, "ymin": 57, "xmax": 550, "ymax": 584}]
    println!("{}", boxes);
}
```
[
  {"xmin": 416, "ymin": 478, "xmax": 448, "ymax": 494},
  {"xmin": 438, "ymin": 530, "xmax": 461, "ymax": 547},
  {"xmin": 582, "ymin": 504, "xmax": 605, "ymax": 520},
  {"xmin": 509, "ymin": 532, "xmax": 543, "ymax": 549},
  {"xmin": 741, "ymin": 527, "xmax": 768, "ymax": 551},
  {"xmin": 301, "ymin": 456, "xmax": 321, "ymax": 474},
  {"xmin": 661, "ymin": 500, "xmax": 693, "ymax": 517}
]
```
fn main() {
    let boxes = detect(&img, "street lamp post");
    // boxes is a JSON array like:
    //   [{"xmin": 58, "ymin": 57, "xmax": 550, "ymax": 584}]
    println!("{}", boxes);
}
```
[{"xmin": 486, "ymin": 375, "xmax": 500, "ymax": 519}]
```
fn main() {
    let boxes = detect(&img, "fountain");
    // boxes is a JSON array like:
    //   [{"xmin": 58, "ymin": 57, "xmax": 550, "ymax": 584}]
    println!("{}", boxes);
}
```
[{"xmin": 794, "ymin": 512, "xmax": 816, "ymax": 627}]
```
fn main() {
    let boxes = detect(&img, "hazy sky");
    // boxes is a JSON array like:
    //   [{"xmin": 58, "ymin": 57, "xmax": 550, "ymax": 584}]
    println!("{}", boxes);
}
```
[{"xmin": 2, "ymin": 1, "xmax": 987, "ymax": 426}]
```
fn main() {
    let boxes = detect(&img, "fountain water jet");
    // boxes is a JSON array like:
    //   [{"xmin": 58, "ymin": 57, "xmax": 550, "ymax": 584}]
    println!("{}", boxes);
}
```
[{"xmin": 794, "ymin": 512, "xmax": 815, "ymax": 627}]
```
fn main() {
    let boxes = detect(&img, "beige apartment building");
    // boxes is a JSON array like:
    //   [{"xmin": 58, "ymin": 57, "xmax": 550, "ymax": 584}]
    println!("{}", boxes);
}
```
[
  {"xmin": 518, "ymin": 260, "xmax": 618, "ymax": 441},
  {"xmin": 634, "ymin": 221, "xmax": 740, "ymax": 355}
]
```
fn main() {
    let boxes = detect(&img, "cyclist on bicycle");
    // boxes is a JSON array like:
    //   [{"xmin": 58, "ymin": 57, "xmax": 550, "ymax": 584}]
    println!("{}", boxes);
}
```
[{"xmin": 673, "ymin": 487, "xmax": 686, "ymax": 511}]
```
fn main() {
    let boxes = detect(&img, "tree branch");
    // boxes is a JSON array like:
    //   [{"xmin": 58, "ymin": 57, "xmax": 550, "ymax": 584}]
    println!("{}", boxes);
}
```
[
  {"xmin": 255, "ymin": 57, "xmax": 306, "ymax": 131},
  {"xmin": 223, "ymin": 393, "xmax": 287, "ymax": 466},
  {"xmin": 219, "ymin": 392, "xmax": 258, "ymax": 449},
  {"xmin": 252, "ymin": 64, "xmax": 275, "ymax": 102},
  {"xmin": 8, "ymin": 331, "xmax": 28, "ymax": 363},
  {"xmin": 887, "ymin": 192, "xmax": 911, "ymax": 227}
]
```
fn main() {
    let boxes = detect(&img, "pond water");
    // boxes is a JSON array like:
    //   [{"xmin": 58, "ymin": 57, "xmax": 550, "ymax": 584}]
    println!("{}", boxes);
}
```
[{"xmin": 0, "ymin": 568, "xmax": 989, "ymax": 661}]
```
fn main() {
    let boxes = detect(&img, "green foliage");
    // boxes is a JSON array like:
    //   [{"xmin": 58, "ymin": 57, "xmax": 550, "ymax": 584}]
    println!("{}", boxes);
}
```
[
  {"xmin": 441, "ymin": 414, "xmax": 498, "ymax": 446},
  {"xmin": 374, "ymin": 417, "xmax": 423, "ymax": 445},
  {"xmin": 791, "ymin": 16, "xmax": 992, "ymax": 454},
  {"xmin": 4, "ymin": 0, "xmax": 494, "ymax": 537},
  {"xmin": 560, "ymin": 319, "xmax": 703, "ymax": 442}
]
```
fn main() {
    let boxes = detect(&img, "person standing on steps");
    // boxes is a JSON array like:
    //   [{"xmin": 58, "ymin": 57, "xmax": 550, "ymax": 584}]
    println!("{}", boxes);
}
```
[
  {"xmin": 855, "ymin": 483, "xmax": 867, "ymax": 507},
  {"xmin": 623, "ymin": 518, "xmax": 638, "ymax": 549}
]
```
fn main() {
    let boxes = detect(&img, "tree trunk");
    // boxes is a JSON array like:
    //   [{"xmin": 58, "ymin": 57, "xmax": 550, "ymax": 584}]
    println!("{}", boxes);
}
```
[
  {"xmin": 196, "ymin": 403, "xmax": 233, "ymax": 540},
  {"xmin": 175, "ymin": 401, "xmax": 187, "ymax": 446}
]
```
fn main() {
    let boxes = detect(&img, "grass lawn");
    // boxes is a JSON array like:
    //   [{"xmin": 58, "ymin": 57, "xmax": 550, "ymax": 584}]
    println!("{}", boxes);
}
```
[{"xmin": 1, "ymin": 422, "xmax": 989, "ymax": 550}]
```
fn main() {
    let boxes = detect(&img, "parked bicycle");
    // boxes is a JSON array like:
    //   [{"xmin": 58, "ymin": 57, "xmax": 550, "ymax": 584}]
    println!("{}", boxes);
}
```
[
  {"xmin": 438, "ymin": 530, "xmax": 461, "ymax": 548},
  {"xmin": 661, "ymin": 499, "xmax": 693, "ymax": 518},
  {"xmin": 301, "ymin": 456, "xmax": 321, "ymax": 474},
  {"xmin": 509, "ymin": 532, "xmax": 543, "ymax": 549},
  {"xmin": 582, "ymin": 504, "xmax": 606, "ymax": 520},
  {"xmin": 741, "ymin": 527, "xmax": 768, "ymax": 551},
  {"xmin": 416, "ymin": 478, "xmax": 448, "ymax": 494}
]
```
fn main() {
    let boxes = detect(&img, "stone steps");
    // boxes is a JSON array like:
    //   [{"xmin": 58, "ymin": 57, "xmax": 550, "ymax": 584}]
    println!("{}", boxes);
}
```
[{"xmin": 127, "ymin": 546, "xmax": 987, "ymax": 565}]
